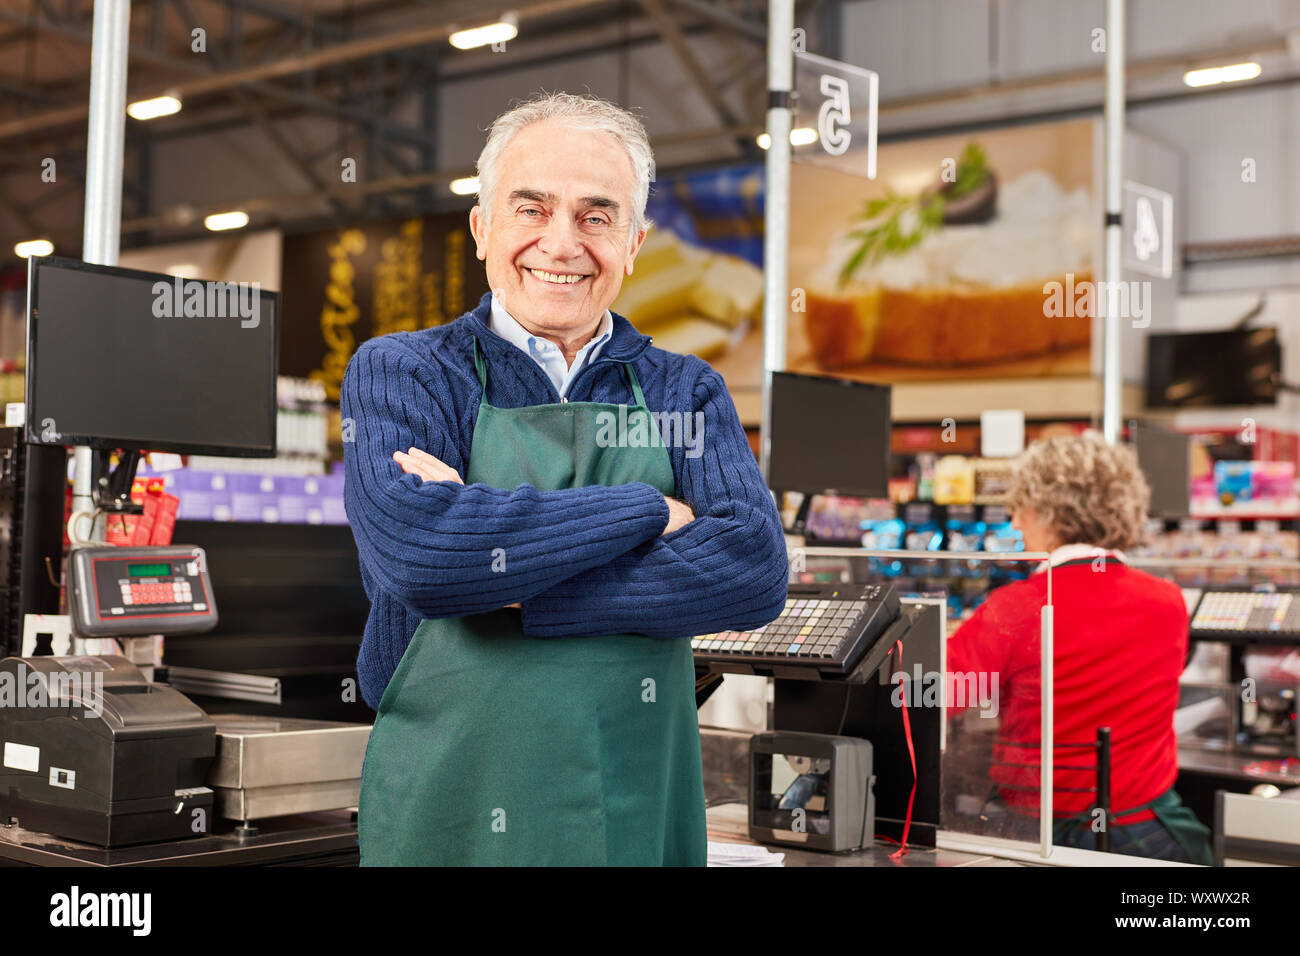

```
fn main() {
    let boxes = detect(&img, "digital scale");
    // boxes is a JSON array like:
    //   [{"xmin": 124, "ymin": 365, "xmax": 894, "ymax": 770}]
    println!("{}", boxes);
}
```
[{"xmin": 67, "ymin": 544, "xmax": 218, "ymax": 638}]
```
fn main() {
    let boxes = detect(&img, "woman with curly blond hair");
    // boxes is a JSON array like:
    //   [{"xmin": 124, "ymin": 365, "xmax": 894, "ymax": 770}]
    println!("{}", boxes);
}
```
[{"xmin": 947, "ymin": 431, "xmax": 1211, "ymax": 864}]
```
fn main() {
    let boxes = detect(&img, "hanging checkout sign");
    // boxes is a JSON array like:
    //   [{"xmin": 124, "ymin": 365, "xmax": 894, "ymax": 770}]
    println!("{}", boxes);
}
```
[
  {"xmin": 792, "ymin": 51, "xmax": 879, "ymax": 179},
  {"xmin": 1122, "ymin": 180, "xmax": 1174, "ymax": 278}
]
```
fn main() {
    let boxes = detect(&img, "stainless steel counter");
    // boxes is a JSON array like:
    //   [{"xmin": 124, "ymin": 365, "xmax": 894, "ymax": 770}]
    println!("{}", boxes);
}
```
[{"xmin": 705, "ymin": 801, "xmax": 1025, "ymax": 867}]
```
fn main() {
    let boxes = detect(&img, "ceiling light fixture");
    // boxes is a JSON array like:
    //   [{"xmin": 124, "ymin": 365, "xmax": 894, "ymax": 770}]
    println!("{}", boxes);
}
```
[
  {"xmin": 1183, "ymin": 62, "xmax": 1262, "ymax": 88},
  {"xmin": 450, "ymin": 13, "xmax": 519, "ymax": 50},
  {"xmin": 756, "ymin": 127, "xmax": 819, "ymax": 150},
  {"xmin": 14, "ymin": 239, "xmax": 54, "ymax": 258},
  {"xmin": 127, "ymin": 93, "xmax": 183, "ymax": 120},
  {"xmin": 204, "ymin": 211, "xmax": 249, "ymax": 231}
]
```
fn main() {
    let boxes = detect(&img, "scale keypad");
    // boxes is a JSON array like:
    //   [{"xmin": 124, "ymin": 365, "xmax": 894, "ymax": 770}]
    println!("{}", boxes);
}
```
[{"xmin": 120, "ymin": 577, "xmax": 193, "ymax": 606}]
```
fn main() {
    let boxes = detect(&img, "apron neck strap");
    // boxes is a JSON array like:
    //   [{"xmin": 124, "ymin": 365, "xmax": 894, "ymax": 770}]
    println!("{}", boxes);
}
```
[
  {"xmin": 623, "ymin": 362, "xmax": 648, "ymax": 408},
  {"xmin": 471, "ymin": 335, "xmax": 489, "ymax": 399},
  {"xmin": 472, "ymin": 333, "xmax": 648, "ymax": 408}
]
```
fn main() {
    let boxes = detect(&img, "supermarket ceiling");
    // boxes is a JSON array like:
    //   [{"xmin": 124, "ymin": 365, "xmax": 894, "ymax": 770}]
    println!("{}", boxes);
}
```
[
  {"xmin": 0, "ymin": 0, "xmax": 789, "ymax": 258},
  {"xmin": 2, "ymin": 0, "xmax": 1299, "ymax": 262}
]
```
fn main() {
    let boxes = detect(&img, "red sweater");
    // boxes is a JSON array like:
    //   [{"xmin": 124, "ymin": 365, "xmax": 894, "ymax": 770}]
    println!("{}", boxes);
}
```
[{"xmin": 946, "ymin": 560, "xmax": 1187, "ymax": 823}]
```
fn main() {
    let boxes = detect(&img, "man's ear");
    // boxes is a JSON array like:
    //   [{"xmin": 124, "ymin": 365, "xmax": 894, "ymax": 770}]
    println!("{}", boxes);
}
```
[
  {"xmin": 469, "ymin": 205, "xmax": 487, "ymax": 261},
  {"xmin": 624, "ymin": 227, "xmax": 648, "ymax": 275}
]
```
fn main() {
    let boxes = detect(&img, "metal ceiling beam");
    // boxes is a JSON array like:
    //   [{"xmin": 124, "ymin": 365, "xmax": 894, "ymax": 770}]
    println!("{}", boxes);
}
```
[
  {"xmin": 636, "ymin": 0, "xmax": 755, "ymax": 156},
  {"xmin": 4, "ymin": 7, "xmax": 665, "ymax": 160},
  {"xmin": 32, "ymin": 0, "xmax": 63, "ymax": 22},
  {"xmin": 232, "ymin": 87, "xmax": 355, "ymax": 216},
  {"xmin": 0, "ymin": 0, "xmax": 612, "ymax": 142},
  {"xmin": 163, "ymin": 0, "xmax": 354, "ymax": 216},
  {"xmin": 197, "ymin": 0, "xmax": 433, "ymax": 75},
  {"xmin": 667, "ymin": 0, "xmax": 765, "ymax": 42},
  {"xmin": 0, "ymin": 179, "xmax": 48, "ymax": 237},
  {"xmin": 0, "ymin": 26, "xmax": 37, "ymax": 53},
  {"xmin": 0, "ymin": 116, "xmax": 759, "ymax": 251}
]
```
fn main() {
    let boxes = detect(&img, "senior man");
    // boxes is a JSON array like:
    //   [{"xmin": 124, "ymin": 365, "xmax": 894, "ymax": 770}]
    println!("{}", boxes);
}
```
[{"xmin": 342, "ymin": 91, "xmax": 788, "ymax": 866}]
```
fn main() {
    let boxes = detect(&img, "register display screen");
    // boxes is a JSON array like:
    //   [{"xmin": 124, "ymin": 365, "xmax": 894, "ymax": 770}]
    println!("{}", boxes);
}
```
[
  {"xmin": 768, "ymin": 370, "xmax": 891, "ymax": 497},
  {"xmin": 26, "ymin": 256, "xmax": 278, "ymax": 456}
]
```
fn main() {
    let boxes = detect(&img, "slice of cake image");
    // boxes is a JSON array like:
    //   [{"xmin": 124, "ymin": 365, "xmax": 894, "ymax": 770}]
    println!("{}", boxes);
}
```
[{"xmin": 802, "ymin": 143, "xmax": 1095, "ymax": 370}]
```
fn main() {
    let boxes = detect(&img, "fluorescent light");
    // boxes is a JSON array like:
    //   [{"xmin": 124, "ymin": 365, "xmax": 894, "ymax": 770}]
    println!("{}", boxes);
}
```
[
  {"xmin": 14, "ymin": 239, "xmax": 54, "ymax": 258},
  {"xmin": 204, "ymin": 211, "xmax": 249, "ymax": 232},
  {"xmin": 1183, "ymin": 61, "xmax": 1261, "ymax": 88},
  {"xmin": 756, "ymin": 127, "xmax": 819, "ymax": 150},
  {"xmin": 450, "ymin": 176, "xmax": 480, "ymax": 196},
  {"xmin": 166, "ymin": 263, "xmax": 201, "ymax": 277},
  {"xmin": 449, "ymin": 16, "xmax": 518, "ymax": 50},
  {"xmin": 127, "ymin": 94, "xmax": 182, "ymax": 120}
]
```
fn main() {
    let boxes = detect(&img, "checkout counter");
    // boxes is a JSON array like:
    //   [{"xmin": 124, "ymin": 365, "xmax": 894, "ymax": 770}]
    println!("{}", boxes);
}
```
[
  {"xmin": 0, "ymin": 542, "xmax": 370, "ymax": 863},
  {"xmin": 0, "ymin": 257, "xmax": 372, "ymax": 865}
]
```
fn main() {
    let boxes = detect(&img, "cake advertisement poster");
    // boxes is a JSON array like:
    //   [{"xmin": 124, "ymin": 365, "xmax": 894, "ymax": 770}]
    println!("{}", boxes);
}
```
[{"xmin": 789, "ymin": 117, "xmax": 1099, "ymax": 383}]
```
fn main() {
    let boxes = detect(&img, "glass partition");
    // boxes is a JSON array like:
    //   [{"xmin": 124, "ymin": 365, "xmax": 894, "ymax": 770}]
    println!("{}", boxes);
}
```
[
  {"xmin": 796, "ymin": 547, "xmax": 1056, "ymax": 859},
  {"xmin": 1130, "ymin": 557, "xmax": 1300, "ymax": 766}
]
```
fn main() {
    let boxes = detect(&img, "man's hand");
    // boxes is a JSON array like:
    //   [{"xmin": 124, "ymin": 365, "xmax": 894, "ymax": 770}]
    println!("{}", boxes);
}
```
[
  {"xmin": 394, "ymin": 447, "xmax": 463, "ymax": 484},
  {"xmin": 663, "ymin": 496, "xmax": 695, "ymax": 536}
]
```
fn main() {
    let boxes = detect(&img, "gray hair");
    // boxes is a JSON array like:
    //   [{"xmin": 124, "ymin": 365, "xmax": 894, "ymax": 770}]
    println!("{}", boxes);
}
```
[{"xmin": 474, "ymin": 91, "xmax": 655, "ymax": 243}]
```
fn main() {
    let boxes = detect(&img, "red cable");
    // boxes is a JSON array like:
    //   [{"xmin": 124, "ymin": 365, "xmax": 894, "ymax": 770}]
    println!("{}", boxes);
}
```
[{"xmin": 889, "ymin": 638, "xmax": 917, "ymax": 862}]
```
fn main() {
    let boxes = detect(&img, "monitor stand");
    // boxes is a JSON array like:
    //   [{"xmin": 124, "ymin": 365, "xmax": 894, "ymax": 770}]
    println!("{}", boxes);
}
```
[{"xmin": 91, "ymin": 448, "xmax": 145, "ymax": 517}]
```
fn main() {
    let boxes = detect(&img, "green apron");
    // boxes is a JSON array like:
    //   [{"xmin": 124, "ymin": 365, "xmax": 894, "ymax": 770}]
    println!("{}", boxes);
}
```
[
  {"xmin": 358, "ymin": 335, "xmax": 707, "ymax": 866},
  {"xmin": 1053, "ymin": 787, "xmax": 1213, "ymax": 865}
]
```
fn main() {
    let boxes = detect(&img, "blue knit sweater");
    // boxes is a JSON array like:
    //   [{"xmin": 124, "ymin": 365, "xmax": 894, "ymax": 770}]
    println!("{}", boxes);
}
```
[{"xmin": 341, "ymin": 291, "xmax": 789, "ymax": 710}]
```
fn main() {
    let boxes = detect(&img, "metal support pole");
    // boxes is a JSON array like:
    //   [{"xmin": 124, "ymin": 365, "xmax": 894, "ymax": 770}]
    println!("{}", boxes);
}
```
[
  {"xmin": 760, "ymin": 0, "xmax": 794, "ymax": 483},
  {"xmin": 1102, "ymin": 0, "xmax": 1125, "ymax": 444},
  {"xmin": 73, "ymin": 0, "xmax": 132, "ymax": 543},
  {"xmin": 1096, "ymin": 726, "xmax": 1112, "ymax": 853},
  {"xmin": 1040, "ymin": 565, "xmax": 1054, "ymax": 859}
]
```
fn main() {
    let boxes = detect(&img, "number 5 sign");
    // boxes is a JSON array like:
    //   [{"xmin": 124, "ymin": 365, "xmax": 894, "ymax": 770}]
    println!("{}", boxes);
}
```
[
  {"xmin": 818, "ymin": 75, "xmax": 852, "ymax": 155},
  {"xmin": 794, "ymin": 51, "xmax": 878, "ymax": 179}
]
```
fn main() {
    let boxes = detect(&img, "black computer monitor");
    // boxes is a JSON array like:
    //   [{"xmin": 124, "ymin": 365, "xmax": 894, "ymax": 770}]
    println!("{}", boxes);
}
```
[
  {"xmin": 1133, "ymin": 421, "xmax": 1190, "ymax": 519},
  {"xmin": 768, "ymin": 370, "xmax": 891, "ymax": 498},
  {"xmin": 1145, "ymin": 328, "xmax": 1280, "ymax": 409},
  {"xmin": 26, "ymin": 256, "xmax": 279, "ymax": 457}
]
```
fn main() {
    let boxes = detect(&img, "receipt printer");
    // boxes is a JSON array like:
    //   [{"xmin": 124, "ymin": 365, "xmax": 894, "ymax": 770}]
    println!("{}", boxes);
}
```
[{"xmin": 0, "ymin": 656, "xmax": 215, "ymax": 847}]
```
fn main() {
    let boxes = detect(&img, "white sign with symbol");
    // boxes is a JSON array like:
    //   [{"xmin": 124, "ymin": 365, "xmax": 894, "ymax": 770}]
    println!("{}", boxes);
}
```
[{"xmin": 1122, "ymin": 181, "xmax": 1174, "ymax": 278}]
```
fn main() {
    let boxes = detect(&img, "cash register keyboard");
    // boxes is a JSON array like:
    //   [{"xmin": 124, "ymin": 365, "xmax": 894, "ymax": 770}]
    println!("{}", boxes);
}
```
[
  {"xmin": 692, "ymin": 583, "xmax": 901, "ymax": 677},
  {"xmin": 1190, "ymin": 590, "xmax": 1300, "ymax": 638}
]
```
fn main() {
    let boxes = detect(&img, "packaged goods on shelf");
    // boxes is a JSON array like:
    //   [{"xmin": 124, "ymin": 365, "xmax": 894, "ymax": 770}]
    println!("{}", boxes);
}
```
[
  {"xmin": 933, "ymin": 455, "xmax": 975, "ymax": 505},
  {"xmin": 137, "ymin": 467, "xmax": 347, "ymax": 525}
]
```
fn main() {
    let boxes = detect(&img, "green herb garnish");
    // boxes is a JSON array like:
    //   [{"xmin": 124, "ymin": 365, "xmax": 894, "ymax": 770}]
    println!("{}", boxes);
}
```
[{"xmin": 838, "ymin": 142, "xmax": 991, "ymax": 288}]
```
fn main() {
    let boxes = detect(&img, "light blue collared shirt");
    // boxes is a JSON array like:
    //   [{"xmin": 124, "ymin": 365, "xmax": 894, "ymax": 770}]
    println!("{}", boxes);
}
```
[{"xmin": 488, "ymin": 293, "xmax": 613, "ymax": 400}]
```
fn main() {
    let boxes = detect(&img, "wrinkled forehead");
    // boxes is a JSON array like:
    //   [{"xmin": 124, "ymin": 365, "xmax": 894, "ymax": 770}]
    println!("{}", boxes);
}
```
[{"xmin": 494, "ymin": 120, "xmax": 637, "ymax": 212}]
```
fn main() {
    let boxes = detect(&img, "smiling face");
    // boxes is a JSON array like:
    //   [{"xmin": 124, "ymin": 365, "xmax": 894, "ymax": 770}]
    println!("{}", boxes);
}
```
[{"xmin": 470, "ymin": 118, "xmax": 646, "ymax": 353}]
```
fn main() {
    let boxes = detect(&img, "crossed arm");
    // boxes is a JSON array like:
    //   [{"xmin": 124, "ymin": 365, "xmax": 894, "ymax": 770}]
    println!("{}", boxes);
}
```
[
  {"xmin": 342, "ymin": 336, "xmax": 788, "ymax": 636},
  {"xmin": 394, "ymin": 446, "xmax": 698, "ymax": 539}
]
